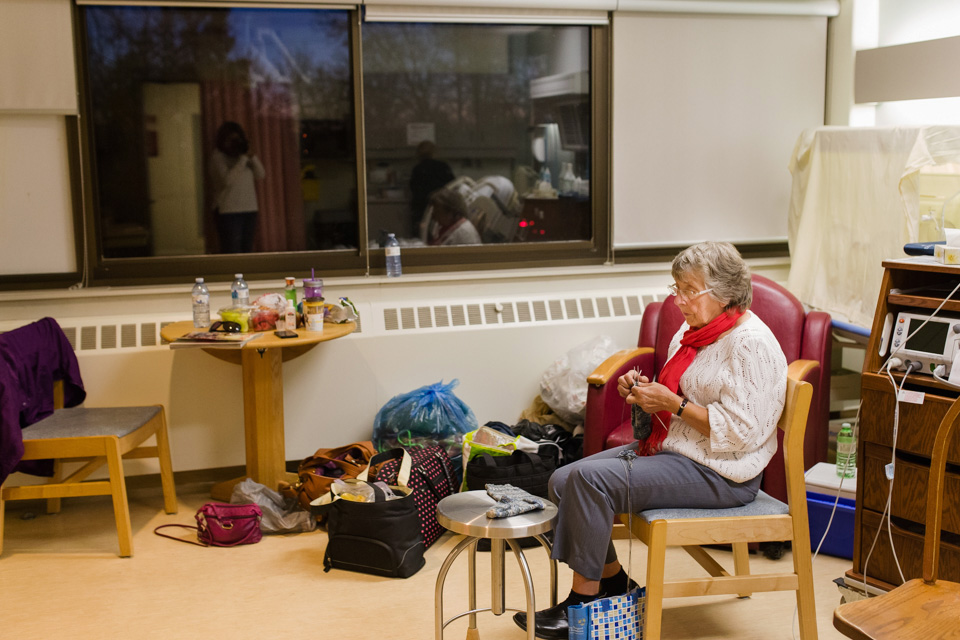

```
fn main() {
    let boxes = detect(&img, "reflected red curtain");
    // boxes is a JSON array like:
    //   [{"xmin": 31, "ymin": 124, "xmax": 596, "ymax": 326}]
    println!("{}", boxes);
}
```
[{"xmin": 201, "ymin": 81, "xmax": 304, "ymax": 253}]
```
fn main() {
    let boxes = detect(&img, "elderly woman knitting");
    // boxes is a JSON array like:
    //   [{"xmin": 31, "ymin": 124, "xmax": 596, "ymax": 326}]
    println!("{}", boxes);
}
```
[{"xmin": 515, "ymin": 241, "xmax": 788, "ymax": 639}]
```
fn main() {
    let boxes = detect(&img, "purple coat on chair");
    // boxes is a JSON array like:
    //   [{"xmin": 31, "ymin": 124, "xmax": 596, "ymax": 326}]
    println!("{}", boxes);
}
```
[{"xmin": 0, "ymin": 317, "xmax": 86, "ymax": 484}]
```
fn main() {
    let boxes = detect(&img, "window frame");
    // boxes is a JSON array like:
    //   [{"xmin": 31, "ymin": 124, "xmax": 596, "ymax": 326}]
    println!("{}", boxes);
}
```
[{"xmin": 72, "ymin": 6, "xmax": 610, "ymax": 286}]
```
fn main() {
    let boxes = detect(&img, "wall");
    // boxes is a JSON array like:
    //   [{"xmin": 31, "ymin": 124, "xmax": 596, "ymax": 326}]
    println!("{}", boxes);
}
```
[{"xmin": 2, "ymin": 258, "xmax": 790, "ymax": 483}]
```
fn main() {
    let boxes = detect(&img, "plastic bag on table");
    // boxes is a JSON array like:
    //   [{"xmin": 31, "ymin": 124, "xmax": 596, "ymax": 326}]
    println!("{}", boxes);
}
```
[
  {"xmin": 231, "ymin": 478, "xmax": 316, "ymax": 534},
  {"xmin": 373, "ymin": 379, "xmax": 477, "ymax": 460},
  {"xmin": 539, "ymin": 335, "xmax": 618, "ymax": 426}
]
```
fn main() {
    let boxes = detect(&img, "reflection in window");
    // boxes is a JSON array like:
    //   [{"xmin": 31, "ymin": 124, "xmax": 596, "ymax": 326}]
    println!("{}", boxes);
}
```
[
  {"xmin": 362, "ymin": 23, "xmax": 591, "ymax": 248},
  {"xmin": 82, "ymin": 6, "xmax": 357, "ymax": 258}
]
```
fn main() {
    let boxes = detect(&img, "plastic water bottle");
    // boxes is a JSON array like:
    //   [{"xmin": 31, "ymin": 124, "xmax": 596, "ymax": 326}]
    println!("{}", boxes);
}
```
[
  {"xmin": 231, "ymin": 273, "xmax": 249, "ymax": 307},
  {"xmin": 540, "ymin": 165, "xmax": 552, "ymax": 188},
  {"xmin": 191, "ymin": 277, "xmax": 210, "ymax": 328},
  {"xmin": 385, "ymin": 233, "xmax": 402, "ymax": 277},
  {"xmin": 836, "ymin": 422, "xmax": 856, "ymax": 478},
  {"xmin": 284, "ymin": 276, "xmax": 297, "ymax": 307}
]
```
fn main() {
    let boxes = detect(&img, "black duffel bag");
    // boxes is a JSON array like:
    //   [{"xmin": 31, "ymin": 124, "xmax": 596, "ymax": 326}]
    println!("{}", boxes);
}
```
[
  {"xmin": 465, "ymin": 450, "xmax": 556, "ymax": 498},
  {"xmin": 465, "ymin": 450, "xmax": 557, "ymax": 550},
  {"xmin": 310, "ymin": 454, "xmax": 425, "ymax": 578}
]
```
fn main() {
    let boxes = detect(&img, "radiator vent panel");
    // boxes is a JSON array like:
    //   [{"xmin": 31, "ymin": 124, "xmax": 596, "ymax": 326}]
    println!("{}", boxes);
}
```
[
  {"xmin": 377, "ymin": 291, "xmax": 648, "ymax": 333},
  {"xmin": 533, "ymin": 301, "xmax": 548, "ymax": 322},
  {"xmin": 417, "ymin": 306, "xmax": 433, "ymax": 329},
  {"xmin": 81, "ymin": 326, "xmax": 97, "ymax": 350}
]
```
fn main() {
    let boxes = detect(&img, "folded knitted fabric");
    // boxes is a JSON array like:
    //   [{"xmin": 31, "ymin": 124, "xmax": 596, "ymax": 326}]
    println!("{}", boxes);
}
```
[{"xmin": 485, "ymin": 483, "xmax": 545, "ymax": 518}]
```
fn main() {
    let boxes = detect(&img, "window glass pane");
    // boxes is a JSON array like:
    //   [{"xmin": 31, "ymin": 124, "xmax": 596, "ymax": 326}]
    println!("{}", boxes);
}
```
[
  {"xmin": 82, "ymin": 6, "xmax": 357, "ymax": 258},
  {"xmin": 362, "ymin": 23, "xmax": 591, "ymax": 248}
]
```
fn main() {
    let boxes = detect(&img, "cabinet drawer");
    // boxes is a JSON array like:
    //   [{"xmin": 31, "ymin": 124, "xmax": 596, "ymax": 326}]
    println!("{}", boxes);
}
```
[
  {"xmin": 860, "ymin": 376, "xmax": 960, "ymax": 463},
  {"xmin": 862, "ymin": 442, "xmax": 960, "ymax": 536},
  {"xmin": 858, "ymin": 509, "xmax": 960, "ymax": 587}
]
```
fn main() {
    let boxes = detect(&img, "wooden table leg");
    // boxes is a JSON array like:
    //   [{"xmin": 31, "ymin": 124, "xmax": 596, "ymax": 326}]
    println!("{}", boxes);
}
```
[{"xmin": 210, "ymin": 346, "xmax": 296, "ymax": 501}]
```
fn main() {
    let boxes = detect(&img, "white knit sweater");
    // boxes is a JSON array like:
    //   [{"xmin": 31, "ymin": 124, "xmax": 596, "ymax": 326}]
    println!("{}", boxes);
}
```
[{"xmin": 659, "ymin": 313, "xmax": 787, "ymax": 483}]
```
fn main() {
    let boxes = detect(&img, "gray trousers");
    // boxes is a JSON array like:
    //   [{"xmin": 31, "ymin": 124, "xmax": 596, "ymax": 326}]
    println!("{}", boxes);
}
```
[{"xmin": 549, "ymin": 443, "xmax": 762, "ymax": 580}]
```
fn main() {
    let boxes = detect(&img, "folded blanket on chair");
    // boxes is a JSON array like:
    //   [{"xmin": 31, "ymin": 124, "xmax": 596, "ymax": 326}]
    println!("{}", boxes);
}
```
[{"xmin": 485, "ymin": 483, "xmax": 545, "ymax": 518}]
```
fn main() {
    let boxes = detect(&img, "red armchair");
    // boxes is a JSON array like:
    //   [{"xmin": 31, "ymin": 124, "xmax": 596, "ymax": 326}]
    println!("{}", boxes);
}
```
[{"xmin": 583, "ymin": 274, "xmax": 832, "ymax": 504}]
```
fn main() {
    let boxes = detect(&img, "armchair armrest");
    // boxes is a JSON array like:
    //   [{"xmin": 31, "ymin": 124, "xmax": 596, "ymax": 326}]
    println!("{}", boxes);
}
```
[
  {"xmin": 587, "ymin": 347, "xmax": 655, "ymax": 386},
  {"xmin": 583, "ymin": 347, "xmax": 656, "ymax": 456}
]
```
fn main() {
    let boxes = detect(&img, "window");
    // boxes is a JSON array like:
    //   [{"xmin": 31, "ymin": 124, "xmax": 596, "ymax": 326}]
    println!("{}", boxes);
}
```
[
  {"xmin": 82, "ymin": 5, "xmax": 357, "ymax": 261},
  {"xmin": 362, "ymin": 23, "xmax": 593, "ymax": 249},
  {"xmin": 77, "ymin": 5, "xmax": 608, "ymax": 283}
]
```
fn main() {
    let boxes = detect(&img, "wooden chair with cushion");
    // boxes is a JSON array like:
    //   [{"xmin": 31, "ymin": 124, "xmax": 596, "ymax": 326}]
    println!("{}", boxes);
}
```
[
  {"xmin": 620, "ymin": 361, "xmax": 819, "ymax": 640},
  {"xmin": 832, "ymin": 395, "xmax": 960, "ymax": 640},
  {"xmin": 584, "ymin": 274, "xmax": 832, "ymax": 507},
  {"xmin": 0, "ymin": 319, "xmax": 177, "ymax": 557}
]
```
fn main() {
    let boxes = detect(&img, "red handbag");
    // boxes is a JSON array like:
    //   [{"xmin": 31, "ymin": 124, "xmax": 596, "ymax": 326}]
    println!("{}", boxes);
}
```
[{"xmin": 155, "ymin": 503, "xmax": 263, "ymax": 547}]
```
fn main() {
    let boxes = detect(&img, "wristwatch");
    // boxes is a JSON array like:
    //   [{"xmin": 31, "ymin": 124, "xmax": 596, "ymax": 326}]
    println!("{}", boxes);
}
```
[{"xmin": 676, "ymin": 397, "xmax": 689, "ymax": 417}]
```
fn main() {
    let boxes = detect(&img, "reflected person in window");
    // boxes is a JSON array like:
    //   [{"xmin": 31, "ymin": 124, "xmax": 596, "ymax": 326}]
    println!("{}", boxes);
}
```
[
  {"xmin": 515, "ymin": 242, "xmax": 788, "ymax": 639},
  {"xmin": 209, "ymin": 122, "xmax": 265, "ymax": 253},
  {"xmin": 409, "ymin": 140, "xmax": 455, "ymax": 230},
  {"xmin": 426, "ymin": 188, "xmax": 481, "ymax": 246}
]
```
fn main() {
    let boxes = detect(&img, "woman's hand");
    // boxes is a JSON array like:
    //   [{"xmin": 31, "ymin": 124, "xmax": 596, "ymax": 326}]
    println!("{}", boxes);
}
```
[
  {"xmin": 617, "ymin": 370, "xmax": 649, "ymax": 398},
  {"xmin": 625, "ymin": 380, "xmax": 681, "ymax": 414}
]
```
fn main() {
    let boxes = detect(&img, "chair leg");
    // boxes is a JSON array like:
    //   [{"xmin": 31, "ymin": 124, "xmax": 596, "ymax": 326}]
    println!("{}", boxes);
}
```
[
  {"xmin": 154, "ymin": 409, "xmax": 178, "ymax": 515},
  {"xmin": 644, "ymin": 522, "xmax": 668, "ymax": 640},
  {"xmin": 46, "ymin": 459, "xmax": 63, "ymax": 514},
  {"xmin": 732, "ymin": 542, "xmax": 752, "ymax": 598},
  {"xmin": 792, "ymin": 537, "xmax": 819, "ymax": 639},
  {"xmin": 0, "ymin": 481, "xmax": 6, "ymax": 556},
  {"xmin": 105, "ymin": 437, "xmax": 133, "ymax": 557}
]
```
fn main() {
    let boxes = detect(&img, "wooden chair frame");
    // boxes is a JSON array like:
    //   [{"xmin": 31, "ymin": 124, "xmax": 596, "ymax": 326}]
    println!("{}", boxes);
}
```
[
  {"xmin": 0, "ymin": 382, "xmax": 177, "ymax": 557},
  {"xmin": 832, "ymin": 392, "xmax": 960, "ymax": 639},
  {"xmin": 620, "ymin": 360, "xmax": 819, "ymax": 640}
]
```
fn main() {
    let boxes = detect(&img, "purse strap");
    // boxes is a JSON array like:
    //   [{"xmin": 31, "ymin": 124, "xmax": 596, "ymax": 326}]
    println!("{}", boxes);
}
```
[
  {"xmin": 357, "ymin": 448, "xmax": 412, "ymax": 487},
  {"xmin": 154, "ymin": 523, "xmax": 209, "ymax": 547}
]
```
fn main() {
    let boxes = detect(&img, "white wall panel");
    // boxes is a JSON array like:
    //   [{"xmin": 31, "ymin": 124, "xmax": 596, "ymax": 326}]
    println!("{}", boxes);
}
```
[
  {"xmin": 611, "ymin": 11, "xmax": 826, "ymax": 248},
  {"xmin": 0, "ymin": 115, "xmax": 76, "ymax": 275},
  {"xmin": 0, "ymin": 0, "xmax": 77, "ymax": 113}
]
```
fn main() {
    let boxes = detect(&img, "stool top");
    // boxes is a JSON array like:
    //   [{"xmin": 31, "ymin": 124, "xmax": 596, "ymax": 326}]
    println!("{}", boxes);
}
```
[{"xmin": 437, "ymin": 490, "xmax": 557, "ymax": 539}]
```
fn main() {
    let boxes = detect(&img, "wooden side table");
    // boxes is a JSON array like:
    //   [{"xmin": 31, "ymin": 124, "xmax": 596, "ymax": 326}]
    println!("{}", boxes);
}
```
[{"xmin": 161, "ymin": 321, "xmax": 355, "ymax": 500}]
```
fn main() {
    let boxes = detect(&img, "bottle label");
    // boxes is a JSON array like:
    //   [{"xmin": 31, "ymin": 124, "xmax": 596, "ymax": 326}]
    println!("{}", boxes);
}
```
[
  {"xmin": 837, "ymin": 442, "xmax": 856, "ymax": 455},
  {"xmin": 385, "ymin": 246, "xmax": 400, "ymax": 257}
]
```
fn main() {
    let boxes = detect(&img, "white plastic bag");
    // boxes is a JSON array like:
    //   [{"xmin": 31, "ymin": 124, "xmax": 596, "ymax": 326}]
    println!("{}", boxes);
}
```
[
  {"xmin": 231, "ymin": 478, "xmax": 316, "ymax": 534},
  {"xmin": 539, "ymin": 335, "xmax": 618, "ymax": 425}
]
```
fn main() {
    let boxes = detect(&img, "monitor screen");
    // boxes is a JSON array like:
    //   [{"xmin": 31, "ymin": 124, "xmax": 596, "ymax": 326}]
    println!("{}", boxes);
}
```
[{"xmin": 906, "ymin": 318, "xmax": 949, "ymax": 354}]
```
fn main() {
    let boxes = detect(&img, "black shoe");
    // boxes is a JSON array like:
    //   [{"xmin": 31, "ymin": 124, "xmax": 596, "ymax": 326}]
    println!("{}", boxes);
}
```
[{"xmin": 513, "ymin": 591, "xmax": 597, "ymax": 640}]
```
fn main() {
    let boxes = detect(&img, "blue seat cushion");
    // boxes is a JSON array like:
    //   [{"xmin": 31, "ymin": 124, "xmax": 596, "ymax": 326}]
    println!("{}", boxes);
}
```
[
  {"xmin": 21, "ymin": 406, "xmax": 161, "ymax": 441},
  {"xmin": 639, "ymin": 490, "xmax": 789, "ymax": 523}
]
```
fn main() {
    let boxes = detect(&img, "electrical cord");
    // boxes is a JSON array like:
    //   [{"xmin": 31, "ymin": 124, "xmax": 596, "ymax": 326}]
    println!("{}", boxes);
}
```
[{"xmin": 859, "ymin": 360, "xmax": 916, "ymax": 596}]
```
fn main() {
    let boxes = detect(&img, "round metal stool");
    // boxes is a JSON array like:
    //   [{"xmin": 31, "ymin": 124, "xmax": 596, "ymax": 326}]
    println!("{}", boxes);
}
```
[{"xmin": 435, "ymin": 490, "xmax": 558, "ymax": 640}]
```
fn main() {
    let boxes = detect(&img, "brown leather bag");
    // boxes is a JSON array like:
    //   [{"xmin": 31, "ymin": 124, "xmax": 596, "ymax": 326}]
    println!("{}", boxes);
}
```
[{"xmin": 285, "ymin": 441, "xmax": 377, "ymax": 521}]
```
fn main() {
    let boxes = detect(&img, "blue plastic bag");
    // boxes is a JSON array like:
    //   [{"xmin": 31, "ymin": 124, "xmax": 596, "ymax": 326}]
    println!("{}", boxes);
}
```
[{"xmin": 373, "ymin": 380, "xmax": 478, "ymax": 460}]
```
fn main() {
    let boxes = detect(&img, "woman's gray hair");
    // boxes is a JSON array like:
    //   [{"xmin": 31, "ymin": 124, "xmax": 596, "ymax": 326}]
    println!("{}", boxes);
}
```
[
  {"xmin": 429, "ymin": 187, "xmax": 469, "ymax": 220},
  {"xmin": 672, "ymin": 241, "xmax": 752, "ymax": 312}
]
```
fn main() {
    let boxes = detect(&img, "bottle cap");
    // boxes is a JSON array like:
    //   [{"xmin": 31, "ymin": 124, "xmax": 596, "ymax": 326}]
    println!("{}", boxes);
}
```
[
  {"xmin": 195, "ymin": 277, "xmax": 203, "ymax": 283},
  {"xmin": 235, "ymin": 273, "xmax": 243, "ymax": 279},
  {"xmin": 286, "ymin": 300, "xmax": 295, "ymax": 308},
  {"xmin": 285, "ymin": 277, "xmax": 295, "ymax": 286}
]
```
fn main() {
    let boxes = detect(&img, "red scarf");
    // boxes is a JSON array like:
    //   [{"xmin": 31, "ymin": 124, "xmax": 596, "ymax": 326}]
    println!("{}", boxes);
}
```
[{"xmin": 638, "ymin": 310, "xmax": 744, "ymax": 456}]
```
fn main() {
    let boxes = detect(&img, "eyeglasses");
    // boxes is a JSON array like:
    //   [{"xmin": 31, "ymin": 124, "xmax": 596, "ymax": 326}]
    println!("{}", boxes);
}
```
[
  {"xmin": 209, "ymin": 320, "xmax": 241, "ymax": 333},
  {"xmin": 668, "ymin": 283, "xmax": 714, "ymax": 301}
]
